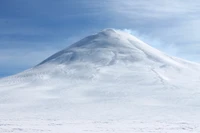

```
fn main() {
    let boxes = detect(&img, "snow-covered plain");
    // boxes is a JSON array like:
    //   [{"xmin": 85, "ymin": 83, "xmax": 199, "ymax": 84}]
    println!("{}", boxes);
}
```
[{"xmin": 0, "ymin": 29, "xmax": 200, "ymax": 133}]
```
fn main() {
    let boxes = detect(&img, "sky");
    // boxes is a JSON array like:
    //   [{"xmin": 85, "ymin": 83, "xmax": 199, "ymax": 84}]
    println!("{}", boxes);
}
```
[{"xmin": 0, "ymin": 0, "xmax": 200, "ymax": 77}]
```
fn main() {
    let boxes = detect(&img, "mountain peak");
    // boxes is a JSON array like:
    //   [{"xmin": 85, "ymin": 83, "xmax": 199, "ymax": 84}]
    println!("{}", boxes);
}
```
[
  {"xmin": 67, "ymin": 28, "xmax": 146, "ymax": 50},
  {"xmin": 38, "ymin": 29, "xmax": 184, "ymax": 68},
  {"xmin": 98, "ymin": 28, "xmax": 117, "ymax": 36}
]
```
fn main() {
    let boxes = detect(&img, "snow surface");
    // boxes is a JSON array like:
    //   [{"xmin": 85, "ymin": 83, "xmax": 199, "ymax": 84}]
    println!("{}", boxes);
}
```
[{"xmin": 0, "ymin": 29, "xmax": 200, "ymax": 133}]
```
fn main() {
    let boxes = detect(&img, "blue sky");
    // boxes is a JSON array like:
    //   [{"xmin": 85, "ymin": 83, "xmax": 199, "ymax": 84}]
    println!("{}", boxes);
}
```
[{"xmin": 1, "ymin": 0, "xmax": 200, "ymax": 77}]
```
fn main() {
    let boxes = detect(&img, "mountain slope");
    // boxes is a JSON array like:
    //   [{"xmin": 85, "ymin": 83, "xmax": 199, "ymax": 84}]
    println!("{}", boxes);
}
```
[{"xmin": 0, "ymin": 29, "xmax": 200, "ymax": 133}]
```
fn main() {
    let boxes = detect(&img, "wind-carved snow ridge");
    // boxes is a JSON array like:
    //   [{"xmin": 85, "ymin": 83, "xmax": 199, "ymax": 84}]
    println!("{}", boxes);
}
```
[{"xmin": 1, "ymin": 29, "xmax": 200, "ymax": 133}]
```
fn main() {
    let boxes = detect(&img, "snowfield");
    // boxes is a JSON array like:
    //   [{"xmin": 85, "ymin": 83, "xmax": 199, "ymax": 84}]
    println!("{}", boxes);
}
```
[{"xmin": 0, "ymin": 29, "xmax": 200, "ymax": 133}]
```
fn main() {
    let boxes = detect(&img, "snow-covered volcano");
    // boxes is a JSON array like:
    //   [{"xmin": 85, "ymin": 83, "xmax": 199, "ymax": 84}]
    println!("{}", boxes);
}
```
[
  {"xmin": 38, "ymin": 29, "xmax": 195, "ymax": 68},
  {"xmin": 0, "ymin": 29, "xmax": 200, "ymax": 133}
]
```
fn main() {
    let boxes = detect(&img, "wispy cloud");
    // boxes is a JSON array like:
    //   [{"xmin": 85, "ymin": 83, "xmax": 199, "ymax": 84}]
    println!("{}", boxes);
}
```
[{"xmin": 122, "ymin": 29, "xmax": 179, "ymax": 56}]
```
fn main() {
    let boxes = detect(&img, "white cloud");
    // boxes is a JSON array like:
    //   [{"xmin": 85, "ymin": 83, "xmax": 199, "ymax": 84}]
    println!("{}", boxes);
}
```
[
  {"xmin": 107, "ymin": 0, "xmax": 200, "ymax": 19},
  {"xmin": 122, "ymin": 29, "xmax": 179, "ymax": 56}
]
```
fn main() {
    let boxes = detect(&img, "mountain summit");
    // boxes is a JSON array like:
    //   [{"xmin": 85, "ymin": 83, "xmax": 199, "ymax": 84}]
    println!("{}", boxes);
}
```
[{"xmin": 38, "ymin": 29, "xmax": 188, "ymax": 69}]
